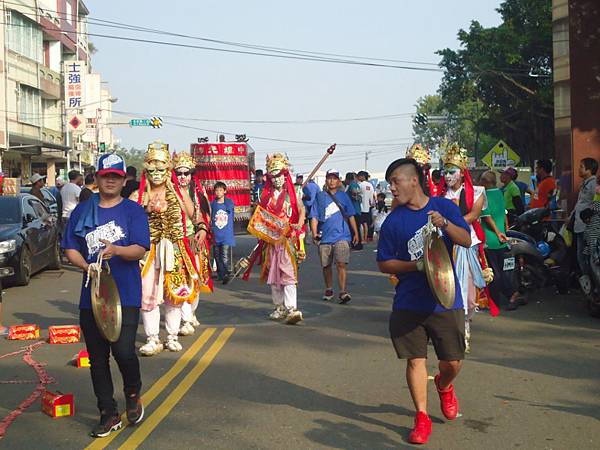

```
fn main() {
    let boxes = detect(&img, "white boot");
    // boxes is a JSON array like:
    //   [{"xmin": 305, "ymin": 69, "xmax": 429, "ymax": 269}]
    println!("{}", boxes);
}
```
[
  {"xmin": 165, "ymin": 335, "xmax": 183, "ymax": 352},
  {"xmin": 179, "ymin": 321, "xmax": 195, "ymax": 336},
  {"xmin": 268, "ymin": 306, "xmax": 288, "ymax": 320},
  {"xmin": 285, "ymin": 309, "xmax": 303, "ymax": 325},
  {"xmin": 190, "ymin": 316, "xmax": 200, "ymax": 328},
  {"xmin": 139, "ymin": 335, "xmax": 163, "ymax": 356}
]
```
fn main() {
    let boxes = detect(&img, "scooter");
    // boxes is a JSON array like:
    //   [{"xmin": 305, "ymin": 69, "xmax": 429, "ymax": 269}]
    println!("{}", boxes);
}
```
[{"xmin": 506, "ymin": 208, "xmax": 570, "ymax": 294}]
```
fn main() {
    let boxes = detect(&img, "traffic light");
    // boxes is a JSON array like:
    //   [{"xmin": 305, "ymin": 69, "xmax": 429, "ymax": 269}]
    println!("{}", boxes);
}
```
[
  {"xmin": 415, "ymin": 113, "xmax": 428, "ymax": 127},
  {"xmin": 99, "ymin": 142, "xmax": 106, "ymax": 152}
]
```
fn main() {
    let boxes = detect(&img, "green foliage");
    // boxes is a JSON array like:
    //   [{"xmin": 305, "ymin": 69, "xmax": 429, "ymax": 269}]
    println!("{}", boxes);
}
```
[
  {"xmin": 434, "ymin": 0, "xmax": 553, "ymax": 165},
  {"xmin": 115, "ymin": 147, "xmax": 145, "ymax": 172}
]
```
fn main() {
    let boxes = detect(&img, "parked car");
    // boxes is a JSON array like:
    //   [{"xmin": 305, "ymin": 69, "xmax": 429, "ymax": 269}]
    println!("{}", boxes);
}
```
[
  {"xmin": 20, "ymin": 186, "xmax": 60, "ymax": 218},
  {"xmin": 0, "ymin": 193, "xmax": 61, "ymax": 286}
]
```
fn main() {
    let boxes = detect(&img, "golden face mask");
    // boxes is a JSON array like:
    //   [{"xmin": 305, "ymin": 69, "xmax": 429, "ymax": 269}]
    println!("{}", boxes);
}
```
[{"xmin": 145, "ymin": 161, "xmax": 170, "ymax": 185}]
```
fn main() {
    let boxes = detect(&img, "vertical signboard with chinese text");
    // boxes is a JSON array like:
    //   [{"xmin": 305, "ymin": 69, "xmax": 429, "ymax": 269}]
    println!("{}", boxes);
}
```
[{"xmin": 64, "ymin": 60, "xmax": 87, "ymax": 135}]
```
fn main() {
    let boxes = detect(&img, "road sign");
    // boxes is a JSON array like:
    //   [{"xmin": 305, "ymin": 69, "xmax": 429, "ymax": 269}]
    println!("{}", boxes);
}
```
[
  {"xmin": 129, "ymin": 117, "xmax": 163, "ymax": 128},
  {"xmin": 67, "ymin": 114, "xmax": 85, "ymax": 135},
  {"xmin": 482, "ymin": 140, "xmax": 520, "ymax": 168},
  {"xmin": 129, "ymin": 119, "xmax": 152, "ymax": 127}
]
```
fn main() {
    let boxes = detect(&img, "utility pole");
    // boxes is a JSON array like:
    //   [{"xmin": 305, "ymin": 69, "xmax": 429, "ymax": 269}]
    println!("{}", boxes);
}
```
[{"xmin": 364, "ymin": 151, "xmax": 372, "ymax": 171}]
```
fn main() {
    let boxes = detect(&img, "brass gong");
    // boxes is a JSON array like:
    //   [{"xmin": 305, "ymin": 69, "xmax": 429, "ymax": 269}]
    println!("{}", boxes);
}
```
[
  {"xmin": 91, "ymin": 268, "xmax": 122, "ymax": 342},
  {"xmin": 423, "ymin": 225, "xmax": 456, "ymax": 309}
]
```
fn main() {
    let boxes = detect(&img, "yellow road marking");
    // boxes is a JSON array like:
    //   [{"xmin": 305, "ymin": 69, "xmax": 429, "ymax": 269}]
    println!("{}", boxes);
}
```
[
  {"xmin": 84, "ymin": 328, "xmax": 216, "ymax": 450},
  {"xmin": 118, "ymin": 328, "xmax": 235, "ymax": 450}
]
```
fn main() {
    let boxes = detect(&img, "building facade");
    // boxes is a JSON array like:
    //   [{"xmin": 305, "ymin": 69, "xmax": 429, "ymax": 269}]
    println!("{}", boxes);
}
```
[
  {"xmin": 0, "ymin": 0, "xmax": 115, "ymax": 186},
  {"xmin": 553, "ymin": 0, "xmax": 600, "ymax": 208}
]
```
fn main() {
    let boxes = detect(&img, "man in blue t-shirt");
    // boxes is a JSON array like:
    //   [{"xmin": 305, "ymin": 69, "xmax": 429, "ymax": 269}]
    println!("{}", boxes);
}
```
[
  {"xmin": 310, "ymin": 169, "xmax": 359, "ymax": 304},
  {"xmin": 62, "ymin": 153, "xmax": 150, "ymax": 438},
  {"xmin": 376, "ymin": 158, "xmax": 471, "ymax": 445},
  {"xmin": 210, "ymin": 181, "xmax": 236, "ymax": 284}
]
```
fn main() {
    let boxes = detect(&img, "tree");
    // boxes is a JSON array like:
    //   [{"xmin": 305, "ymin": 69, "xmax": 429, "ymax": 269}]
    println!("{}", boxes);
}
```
[
  {"xmin": 115, "ymin": 147, "xmax": 145, "ymax": 172},
  {"xmin": 436, "ymin": 0, "xmax": 553, "ymax": 165}
]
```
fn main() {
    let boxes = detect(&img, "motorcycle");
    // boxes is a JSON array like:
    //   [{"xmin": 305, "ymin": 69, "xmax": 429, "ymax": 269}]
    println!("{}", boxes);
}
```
[
  {"xmin": 579, "ymin": 242, "xmax": 600, "ymax": 318},
  {"xmin": 506, "ymin": 208, "xmax": 570, "ymax": 294}
]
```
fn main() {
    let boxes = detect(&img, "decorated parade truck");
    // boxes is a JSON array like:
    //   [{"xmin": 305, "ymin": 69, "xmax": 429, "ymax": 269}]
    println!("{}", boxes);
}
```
[{"xmin": 191, "ymin": 140, "xmax": 255, "ymax": 229}]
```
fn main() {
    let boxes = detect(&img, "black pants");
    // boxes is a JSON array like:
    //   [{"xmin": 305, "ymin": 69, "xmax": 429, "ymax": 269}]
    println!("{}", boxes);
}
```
[
  {"xmin": 485, "ymin": 248, "xmax": 517, "ymax": 306},
  {"xmin": 213, "ymin": 244, "xmax": 231, "ymax": 279},
  {"xmin": 80, "ymin": 307, "xmax": 142, "ymax": 414}
]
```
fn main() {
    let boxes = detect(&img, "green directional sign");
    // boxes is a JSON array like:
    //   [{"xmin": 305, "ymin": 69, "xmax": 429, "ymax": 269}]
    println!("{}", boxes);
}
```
[{"xmin": 129, "ymin": 119, "xmax": 152, "ymax": 127}]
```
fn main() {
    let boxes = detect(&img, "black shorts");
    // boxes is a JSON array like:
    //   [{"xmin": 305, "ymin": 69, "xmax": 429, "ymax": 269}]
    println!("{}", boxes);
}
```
[
  {"xmin": 389, "ymin": 309, "xmax": 466, "ymax": 361},
  {"xmin": 359, "ymin": 212, "xmax": 372, "ymax": 226}
]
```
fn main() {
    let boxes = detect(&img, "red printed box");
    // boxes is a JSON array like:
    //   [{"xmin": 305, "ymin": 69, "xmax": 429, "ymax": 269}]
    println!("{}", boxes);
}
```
[
  {"xmin": 42, "ymin": 391, "xmax": 74, "ymax": 418},
  {"xmin": 76, "ymin": 350, "xmax": 90, "ymax": 368},
  {"xmin": 49, "ymin": 325, "xmax": 81, "ymax": 344},
  {"xmin": 8, "ymin": 324, "xmax": 40, "ymax": 340}
]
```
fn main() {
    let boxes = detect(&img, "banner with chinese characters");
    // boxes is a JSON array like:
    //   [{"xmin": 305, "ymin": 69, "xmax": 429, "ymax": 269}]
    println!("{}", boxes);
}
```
[
  {"xmin": 64, "ymin": 60, "xmax": 86, "ymax": 112},
  {"xmin": 191, "ymin": 143, "xmax": 252, "ymax": 220}
]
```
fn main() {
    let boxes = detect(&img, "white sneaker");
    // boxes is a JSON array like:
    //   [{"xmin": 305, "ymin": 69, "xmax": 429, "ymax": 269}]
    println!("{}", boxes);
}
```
[
  {"xmin": 165, "ymin": 335, "xmax": 183, "ymax": 352},
  {"xmin": 190, "ymin": 317, "xmax": 200, "ymax": 328},
  {"xmin": 179, "ymin": 322, "xmax": 195, "ymax": 336},
  {"xmin": 285, "ymin": 309, "xmax": 303, "ymax": 325},
  {"xmin": 268, "ymin": 306, "xmax": 288, "ymax": 320},
  {"xmin": 139, "ymin": 336, "xmax": 163, "ymax": 356}
]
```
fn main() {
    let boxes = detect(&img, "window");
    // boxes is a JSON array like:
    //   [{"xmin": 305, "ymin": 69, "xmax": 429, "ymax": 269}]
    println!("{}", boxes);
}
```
[
  {"xmin": 19, "ymin": 84, "xmax": 41, "ymax": 127},
  {"xmin": 7, "ymin": 11, "xmax": 43, "ymax": 63},
  {"xmin": 22, "ymin": 199, "xmax": 36, "ymax": 221},
  {"xmin": 65, "ymin": 2, "xmax": 73, "ymax": 25},
  {"xmin": 30, "ymin": 199, "xmax": 48, "ymax": 218}
]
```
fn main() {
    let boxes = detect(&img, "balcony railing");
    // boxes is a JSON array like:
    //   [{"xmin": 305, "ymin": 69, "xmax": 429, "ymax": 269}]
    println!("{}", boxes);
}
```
[{"xmin": 39, "ymin": 66, "xmax": 61, "ymax": 99}]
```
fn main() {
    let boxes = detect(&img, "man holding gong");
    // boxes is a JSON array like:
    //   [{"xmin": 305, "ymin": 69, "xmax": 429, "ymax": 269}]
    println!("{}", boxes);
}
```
[
  {"xmin": 376, "ymin": 158, "xmax": 471, "ymax": 445},
  {"xmin": 63, "ymin": 153, "xmax": 150, "ymax": 438}
]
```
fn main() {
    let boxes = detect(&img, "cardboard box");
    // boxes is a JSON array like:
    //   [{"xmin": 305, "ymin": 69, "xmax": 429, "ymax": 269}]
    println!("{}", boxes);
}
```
[
  {"xmin": 42, "ymin": 391, "xmax": 74, "ymax": 418},
  {"xmin": 1, "ymin": 177, "xmax": 19, "ymax": 196},
  {"xmin": 48, "ymin": 325, "xmax": 81, "ymax": 344},
  {"xmin": 76, "ymin": 350, "xmax": 90, "ymax": 368},
  {"xmin": 8, "ymin": 324, "xmax": 40, "ymax": 340}
]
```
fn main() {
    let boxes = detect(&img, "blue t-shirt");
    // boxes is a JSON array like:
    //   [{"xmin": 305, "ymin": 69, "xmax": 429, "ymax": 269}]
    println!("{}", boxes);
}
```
[
  {"xmin": 376, "ymin": 197, "xmax": 469, "ymax": 313},
  {"xmin": 62, "ymin": 198, "xmax": 151, "ymax": 309},
  {"xmin": 302, "ymin": 180, "xmax": 321, "ymax": 211},
  {"xmin": 310, "ymin": 190, "xmax": 356, "ymax": 244},
  {"xmin": 211, "ymin": 198, "xmax": 236, "ymax": 246}
]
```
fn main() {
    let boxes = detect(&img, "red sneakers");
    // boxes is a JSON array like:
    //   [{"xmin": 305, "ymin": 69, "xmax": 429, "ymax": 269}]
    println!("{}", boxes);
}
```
[
  {"xmin": 434, "ymin": 374, "xmax": 459, "ymax": 420},
  {"xmin": 408, "ymin": 411, "xmax": 432, "ymax": 445}
]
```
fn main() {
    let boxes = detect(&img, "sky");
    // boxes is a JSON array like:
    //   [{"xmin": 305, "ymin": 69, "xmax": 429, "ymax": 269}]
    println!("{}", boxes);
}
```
[{"xmin": 89, "ymin": 0, "xmax": 503, "ymax": 175}]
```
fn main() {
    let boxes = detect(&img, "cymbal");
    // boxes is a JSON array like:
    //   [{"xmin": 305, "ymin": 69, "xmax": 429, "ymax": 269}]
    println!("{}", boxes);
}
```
[
  {"xmin": 423, "ymin": 228, "xmax": 456, "ymax": 309},
  {"xmin": 91, "ymin": 269, "xmax": 122, "ymax": 343}
]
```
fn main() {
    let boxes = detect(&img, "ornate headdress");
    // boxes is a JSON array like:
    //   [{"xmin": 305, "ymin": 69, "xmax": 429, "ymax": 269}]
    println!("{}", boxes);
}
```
[
  {"xmin": 406, "ymin": 144, "xmax": 430, "ymax": 166},
  {"xmin": 266, "ymin": 153, "xmax": 289, "ymax": 174},
  {"xmin": 173, "ymin": 152, "xmax": 194, "ymax": 170},
  {"xmin": 441, "ymin": 142, "xmax": 469, "ymax": 170},
  {"xmin": 144, "ymin": 141, "xmax": 171, "ymax": 167}
]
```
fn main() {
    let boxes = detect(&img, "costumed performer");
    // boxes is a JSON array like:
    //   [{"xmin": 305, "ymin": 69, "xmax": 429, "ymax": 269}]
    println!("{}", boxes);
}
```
[
  {"xmin": 172, "ymin": 152, "xmax": 213, "ymax": 336},
  {"xmin": 133, "ymin": 142, "xmax": 200, "ymax": 356},
  {"xmin": 438, "ymin": 143, "xmax": 498, "ymax": 352}
]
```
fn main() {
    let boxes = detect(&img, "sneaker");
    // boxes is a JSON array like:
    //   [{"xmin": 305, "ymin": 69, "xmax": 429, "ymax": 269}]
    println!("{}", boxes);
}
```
[
  {"xmin": 269, "ymin": 306, "xmax": 288, "ymax": 320},
  {"xmin": 190, "ymin": 317, "xmax": 201, "ymax": 328},
  {"xmin": 139, "ymin": 336, "xmax": 163, "ymax": 356},
  {"xmin": 434, "ymin": 374, "xmax": 459, "ymax": 420},
  {"xmin": 285, "ymin": 309, "xmax": 303, "ymax": 325},
  {"xmin": 338, "ymin": 292, "xmax": 352, "ymax": 304},
  {"xmin": 165, "ymin": 335, "xmax": 183, "ymax": 352},
  {"xmin": 90, "ymin": 412, "xmax": 122, "ymax": 438},
  {"xmin": 125, "ymin": 393, "xmax": 144, "ymax": 425},
  {"xmin": 322, "ymin": 289, "xmax": 334, "ymax": 301},
  {"xmin": 222, "ymin": 273, "xmax": 232, "ymax": 285},
  {"xmin": 408, "ymin": 411, "xmax": 432, "ymax": 445},
  {"xmin": 178, "ymin": 322, "xmax": 195, "ymax": 336}
]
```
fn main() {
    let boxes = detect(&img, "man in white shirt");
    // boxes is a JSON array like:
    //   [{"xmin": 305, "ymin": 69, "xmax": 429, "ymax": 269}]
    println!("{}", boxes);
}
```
[
  {"xmin": 61, "ymin": 170, "xmax": 83, "ymax": 230},
  {"xmin": 357, "ymin": 171, "xmax": 376, "ymax": 244}
]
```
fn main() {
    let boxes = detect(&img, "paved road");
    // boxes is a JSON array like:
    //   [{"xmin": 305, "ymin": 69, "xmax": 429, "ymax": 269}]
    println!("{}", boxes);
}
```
[{"xmin": 1, "ymin": 235, "xmax": 599, "ymax": 449}]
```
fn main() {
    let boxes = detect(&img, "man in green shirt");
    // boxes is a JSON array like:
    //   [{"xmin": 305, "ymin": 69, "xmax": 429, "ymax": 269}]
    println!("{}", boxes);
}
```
[
  {"xmin": 480, "ymin": 171, "xmax": 522, "ymax": 310},
  {"xmin": 499, "ymin": 167, "xmax": 524, "ymax": 224}
]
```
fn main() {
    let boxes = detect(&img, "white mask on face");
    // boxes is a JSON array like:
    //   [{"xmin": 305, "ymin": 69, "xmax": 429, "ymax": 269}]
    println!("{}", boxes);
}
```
[
  {"xmin": 444, "ymin": 166, "xmax": 462, "ymax": 189},
  {"xmin": 272, "ymin": 174, "xmax": 285, "ymax": 189}
]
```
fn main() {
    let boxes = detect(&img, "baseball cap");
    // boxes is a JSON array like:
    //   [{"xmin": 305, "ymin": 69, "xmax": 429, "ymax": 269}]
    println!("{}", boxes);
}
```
[
  {"xmin": 29, "ymin": 173, "xmax": 45, "ymax": 184},
  {"xmin": 97, "ymin": 153, "xmax": 126, "ymax": 177},
  {"xmin": 499, "ymin": 167, "xmax": 518, "ymax": 179},
  {"xmin": 326, "ymin": 168, "xmax": 340, "ymax": 178}
]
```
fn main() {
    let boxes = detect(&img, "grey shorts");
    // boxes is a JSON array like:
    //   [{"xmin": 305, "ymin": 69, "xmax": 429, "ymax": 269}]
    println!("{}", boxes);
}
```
[{"xmin": 319, "ymin": 241, "xmax": 350, "ymax": 267}]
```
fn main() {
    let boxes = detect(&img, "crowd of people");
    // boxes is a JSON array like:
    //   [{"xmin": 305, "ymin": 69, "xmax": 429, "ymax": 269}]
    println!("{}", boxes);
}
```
[{"xmin": 2, "ymin": 144, "xmax": 599, "ymax": 444}]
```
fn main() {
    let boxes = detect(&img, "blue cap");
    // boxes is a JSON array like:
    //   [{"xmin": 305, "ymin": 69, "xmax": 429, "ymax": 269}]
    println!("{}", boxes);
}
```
[{"xmin": 97, "ymin": 153, "xmax": 126, "ymax": 177}]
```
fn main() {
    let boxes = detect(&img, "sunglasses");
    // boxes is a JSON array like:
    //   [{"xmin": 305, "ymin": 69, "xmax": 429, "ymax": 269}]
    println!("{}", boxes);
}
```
[{"xmin": 175, "ymin": 171, "xmax": 191, "ymax": 176}]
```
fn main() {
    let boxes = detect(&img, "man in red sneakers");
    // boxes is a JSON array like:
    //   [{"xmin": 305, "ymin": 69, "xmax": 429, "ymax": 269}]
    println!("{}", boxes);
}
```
[{"xmin": 377, "ymin": 158, "xmax": 471, "ymax": 445}]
